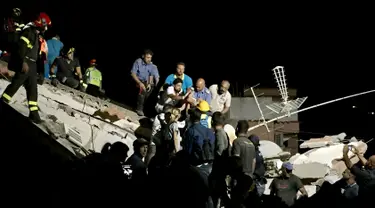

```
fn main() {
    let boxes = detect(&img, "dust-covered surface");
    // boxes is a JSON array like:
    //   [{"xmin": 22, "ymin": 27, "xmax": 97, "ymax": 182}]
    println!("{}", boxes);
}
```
[{"xmin": 0, "ymin": 79, "xmax": 144, "ymax": 157}]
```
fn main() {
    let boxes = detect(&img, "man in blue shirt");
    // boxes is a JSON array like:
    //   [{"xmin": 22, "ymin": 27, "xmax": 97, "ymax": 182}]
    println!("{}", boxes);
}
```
[
  {"xmin": 131, "ymin": 49, "xmax": 159, "ymax": 116},
  {"xmin": 45, "ymin": 34, "xmax": 63, "ymax": 78},
  {"xmin": 194, "ymin": 78, "xmax": 211, "ymax": 105},
  {"xmin": 165, "ymin": 62, "xmax": 193, "ymax": 93}
]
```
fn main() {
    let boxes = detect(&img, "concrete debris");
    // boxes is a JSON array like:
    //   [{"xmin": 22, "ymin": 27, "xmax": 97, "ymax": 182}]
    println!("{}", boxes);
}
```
[
  {"xmin": 290, "ymin": 141, "xmax": 367, "ymax": 179},
  {"xmin": 0, "ymin": 79, "xmax": 139, "ymax": 157},
  {"xmin": 259, "ymin": 140, "xmax": 283, "ymax": 159},
  {"xmin": 292, "ymin": 162, "xmax": 330, "ymax": 179},
  {"xmin": 300, "ymin": 132, "xmax": 358, "ymax": 149}
]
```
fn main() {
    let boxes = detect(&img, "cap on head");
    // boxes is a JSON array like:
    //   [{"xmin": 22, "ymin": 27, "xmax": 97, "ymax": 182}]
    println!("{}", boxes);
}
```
[
  {"xmin": 282, "ymin": 162, "xmax": 293, "ymax": 171},
  {"xmin": 249, "ymin": 134, "xmax": 260, "ymax": 146}
]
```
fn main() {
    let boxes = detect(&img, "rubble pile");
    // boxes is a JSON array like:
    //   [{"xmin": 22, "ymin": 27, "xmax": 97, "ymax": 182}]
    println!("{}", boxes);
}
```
[
  {"xmin": 0, "ymin": 79, "xmax": 142, "ymax": 157},
  {"xmin": 224, "ymin": 124, "xmax": 369, "ymax": 197}
]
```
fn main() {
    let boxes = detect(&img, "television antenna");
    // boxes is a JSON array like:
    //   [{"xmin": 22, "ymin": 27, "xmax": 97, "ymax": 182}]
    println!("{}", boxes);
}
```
[
  {"xmin": 250, "ymin": 66, "xmax": 307, "ymax": 132},
  {"xmin": 249, "ymin": 66, "xmax": 375, "ymax": 133},
  {"xmin": 265, "ymin": 66, "xmax": 307, "ymax": 117}
]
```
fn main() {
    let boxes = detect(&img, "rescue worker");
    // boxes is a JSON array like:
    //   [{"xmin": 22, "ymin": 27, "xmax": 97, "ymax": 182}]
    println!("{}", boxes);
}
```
[
  {"xmin": 49, "ymin": 47, "xmax": 84, "ymax": 91},
  {"xmin": 45, "ymin": 34, "xmax": 63, "ymax": 78},
  {"xmin": 83, "ymin": 59, "xmax": 103, "ymax": 97},
  {"xmin": 2, "ymin": 8, "xmax": 24, "ymax": 51},
  {"xmin": 196, "ymin": 100, "xmax": 212, "ymax": 128},
  {"xmin": 186, "ymin": 100, "xmax": 212, "ymax": 129},
  {"xmin": 1, "ymin": 12, "xmax": 52, "ymax": 123},
  {"xmin": 37, "ymin": 34, "xmax": 48, "ymax": 84}
]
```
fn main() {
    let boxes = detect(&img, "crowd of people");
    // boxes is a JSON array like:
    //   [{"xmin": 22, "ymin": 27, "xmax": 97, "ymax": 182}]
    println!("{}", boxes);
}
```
[{"xmin": 1, "ymin": 8, "xmax": 374, "ymax": 208}]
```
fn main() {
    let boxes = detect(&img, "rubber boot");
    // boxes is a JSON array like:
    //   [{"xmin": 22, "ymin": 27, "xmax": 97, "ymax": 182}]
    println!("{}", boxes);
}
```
[{"xmin": 29, "ymin": 110, "xmax": 42, "ymax": 124}]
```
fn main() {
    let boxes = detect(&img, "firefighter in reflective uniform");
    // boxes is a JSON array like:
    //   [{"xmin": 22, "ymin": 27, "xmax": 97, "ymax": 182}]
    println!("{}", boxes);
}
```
[
  {"xmin": 83, "ymin": 59, "xmax": 103, "ymax": 97},
  {"xmin": 1, "ymin": 12, "xmax": 52, "ymax": 124}
]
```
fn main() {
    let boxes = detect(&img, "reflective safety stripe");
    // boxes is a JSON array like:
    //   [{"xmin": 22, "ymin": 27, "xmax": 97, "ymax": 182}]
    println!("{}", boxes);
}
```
[
  {"xmin": 29, "ymin": 106, "xmax": 38, "ymax": 111},
  {"xmin": 82, "ymin": 83, "xmax": 88, "ymax": 88},
  {"xmin": 2, "ymin": 93, "xmax": 12, "ymax": 101},
  {"xmin": 16, "ymin": 28, "xmax": 22, "ymax": 31},
  {"xmin": 28, "ymin": 101, "xmax": 37, "ymax": 106},
  {"xmin": 80, "ymin": 80, "xmax": 83, "ymax": 83},
  {"xmin": 20, "ymin": 36, "xmax": 33, "ymax": 49}
]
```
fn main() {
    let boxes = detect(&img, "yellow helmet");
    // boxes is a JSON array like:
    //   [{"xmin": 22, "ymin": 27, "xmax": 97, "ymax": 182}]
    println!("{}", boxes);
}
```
[{"xmin": 197, "ymin": 100, "xmax": 210, "ymax": 112}]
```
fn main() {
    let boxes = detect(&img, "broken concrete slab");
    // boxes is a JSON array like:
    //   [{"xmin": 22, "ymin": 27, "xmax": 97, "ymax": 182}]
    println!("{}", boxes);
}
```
[
  {"xmin": 290, "ymin": 141, "xmax": 368, "ymax": 179},
  {"xmin": 292, "ymin": 162, "xmax": 330, "ymax": 179},
  {"xmin": 0, "ymin": 79, "xmax": 140, "ymax": 157}
]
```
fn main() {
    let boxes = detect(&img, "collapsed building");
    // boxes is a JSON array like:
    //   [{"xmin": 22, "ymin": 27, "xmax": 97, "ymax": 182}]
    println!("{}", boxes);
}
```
[
  {"xmin": 0, "ymin": 61, "xmax": 372, "ymax": 199},
  {"xmin": 0, "ymin": 76, "xmax": 150, "ymax": 158}
]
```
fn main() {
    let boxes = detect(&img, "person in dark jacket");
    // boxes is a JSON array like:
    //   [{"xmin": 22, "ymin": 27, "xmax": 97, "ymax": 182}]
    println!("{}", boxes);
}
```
[
  {"xmin": 1, "ymin": 12, "xmax": 51, "ymax": 123},
  {"xmin": 125, "ymin": 138, "xmax": 149, "ymax": 183},
  {"xmin": 249, "ymin": 134, "xmax": 266, "ymax": 196},
  {"xmin": 3, "ymin": 8, "xmax": 24, "ymax": 51}
]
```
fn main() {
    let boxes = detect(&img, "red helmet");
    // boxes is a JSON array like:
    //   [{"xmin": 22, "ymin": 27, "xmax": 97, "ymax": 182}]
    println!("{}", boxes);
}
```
[
  {"xmin": 89, "ymin": 59, "xmax": 97, "ymax": 65},
  {"xmin": 34, "ymin": 12, "xmax": 52, "ymax": 28}
]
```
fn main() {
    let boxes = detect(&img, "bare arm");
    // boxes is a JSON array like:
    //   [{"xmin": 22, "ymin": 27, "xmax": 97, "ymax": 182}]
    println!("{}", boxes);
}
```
[
  {"xmin": 296, "ymin": 177, "xmax": 308, "ymax": 196},
  {"xmin": 222, "ymin": 106, "xmax": 230, "ymax": 114},
  {"xmin": 75, "ymin": 66, "xmax": 83, "ymax": 80},
  {"xmin": 299, "ymin": 187, "xmax": 308, "ymax": 196},
  {"xmin": 173, "ymin": 129, "xmax": 180, "ymax": 152},
  {"xmin": 221, "ymin": 94, "xmax": 231, "ymax": 114},
  {"xmin": 343, "ymin": 145, "xmax": 353, "ymax": 168},
  {"xmin": 131, "ymin": 73, "xmax": 142, "ymax": 85},
  {"xmin": 356, "ymin": 153, "xmax": 368, "ymax": 166}
]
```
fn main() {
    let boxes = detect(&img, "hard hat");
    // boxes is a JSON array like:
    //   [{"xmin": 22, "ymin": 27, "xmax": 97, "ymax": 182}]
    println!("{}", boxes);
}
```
[
  {"xmin": 62, "ymin": 47, "xmax": 75, "ymax": 56},
  {"xmin": 197, "ymin": 100, "xmax": 210, "ymax": 112},
  {"xmin": 89, "ymin": 59, "xmax": 97, "ymax": 65},
  {"xmin": 34, "ymin": 12, "xmax": 52, "ymax": 28},
  {"xmin": 13, "ymin": 8, "xmax": 22, "ymax": 15}
]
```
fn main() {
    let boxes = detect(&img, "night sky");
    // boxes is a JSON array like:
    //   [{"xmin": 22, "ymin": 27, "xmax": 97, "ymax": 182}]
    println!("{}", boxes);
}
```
[{"xmin": 2, "ymin": 3, "xmax": 374, "ymax": 141}]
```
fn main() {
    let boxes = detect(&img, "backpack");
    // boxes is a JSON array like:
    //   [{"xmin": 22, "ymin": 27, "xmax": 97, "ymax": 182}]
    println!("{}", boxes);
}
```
[{"xmin": 192, "ymin": 125, "xmax": 215, "ymax": 164}]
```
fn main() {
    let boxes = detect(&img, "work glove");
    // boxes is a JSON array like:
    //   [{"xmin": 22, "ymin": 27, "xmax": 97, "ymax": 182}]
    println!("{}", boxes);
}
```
[
  {"xmin": 37, "ymin": 74, "xmax": 44, "ymax": 85},
  {"xmin": 79, "ymin": 80, "xmax": 85, "ymax": 92}
]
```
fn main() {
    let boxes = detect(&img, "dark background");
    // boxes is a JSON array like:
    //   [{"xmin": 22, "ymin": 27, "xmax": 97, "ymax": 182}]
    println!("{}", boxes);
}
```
[{"xmin": 1, "ymin": 3, "xmax": 374, "ymax": 144}]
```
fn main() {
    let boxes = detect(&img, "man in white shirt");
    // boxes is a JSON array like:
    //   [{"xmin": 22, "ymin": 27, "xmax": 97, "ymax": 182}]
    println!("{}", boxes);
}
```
[{"xmin": 209, "ymin": 80, "xmax": 231, "ymax": 116}]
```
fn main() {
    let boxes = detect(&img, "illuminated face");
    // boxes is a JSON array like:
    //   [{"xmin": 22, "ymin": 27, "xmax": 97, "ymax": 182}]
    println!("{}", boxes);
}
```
[
  {"xmin": 67, "ymin": 52, "xmax": 74, "ymax": 60},
  {"xmin": 174, "ymin": 82, "xmax": 182, "ymax": 92},
  {"xmin": 144, "ymin": 54, "xmax": 152, "ymax": 64},
  {"xmin": 176, "ymin": 64, "xmax": 185, "ymax": 76},
  {"xmin": 139, "ymin": 145, "xmax": 148, "ymax": 158}
]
